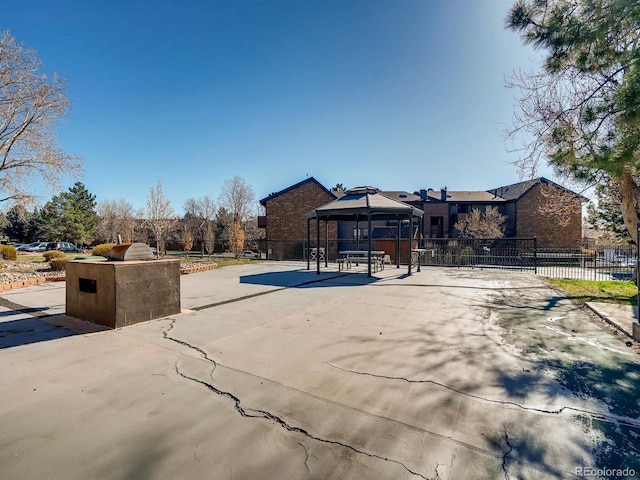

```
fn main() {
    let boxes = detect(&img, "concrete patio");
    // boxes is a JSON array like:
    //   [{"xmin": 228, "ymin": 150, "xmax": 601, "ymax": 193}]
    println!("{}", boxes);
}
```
[{"xmin": 1, "ymin": 262, "xmax": 639, "ymax": 479}]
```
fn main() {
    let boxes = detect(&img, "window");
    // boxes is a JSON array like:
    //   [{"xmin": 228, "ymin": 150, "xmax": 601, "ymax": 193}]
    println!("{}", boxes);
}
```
[{"xmin": 353, "ymin": 228, "xmax": 369, "ymax": 239}]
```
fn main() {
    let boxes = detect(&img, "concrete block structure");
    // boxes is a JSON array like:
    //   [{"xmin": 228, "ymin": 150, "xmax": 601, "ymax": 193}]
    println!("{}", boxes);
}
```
[{"xmin": 66, "ymin": 259, "xmax": 181, "ymax": 329}]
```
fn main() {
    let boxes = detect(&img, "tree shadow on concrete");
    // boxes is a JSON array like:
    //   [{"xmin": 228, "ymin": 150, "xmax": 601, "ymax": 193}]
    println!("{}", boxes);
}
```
[{"xmin": 489, "ymin": 287, "xmax": 640, "ymax": 475}]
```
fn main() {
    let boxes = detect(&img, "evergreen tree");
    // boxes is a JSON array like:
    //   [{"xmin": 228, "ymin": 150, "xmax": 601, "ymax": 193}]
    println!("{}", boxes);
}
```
[
  {"xmin": 4, "ymin": 204, "xmax": 36, "ymax": 242},
  {"xmin": 35, "ymin": 182, "xmax": 98, "ymax": 244},
  {"xmin": 506, "ymin": 0, "xmax": 640, "ymax": 240},
  {"xmin": 215, "ymin": 206, "xmax": 233, "ymax": 251},
  {"xmin": 586, "ymin": 177, "xmax": 633, "ymax": 242}
]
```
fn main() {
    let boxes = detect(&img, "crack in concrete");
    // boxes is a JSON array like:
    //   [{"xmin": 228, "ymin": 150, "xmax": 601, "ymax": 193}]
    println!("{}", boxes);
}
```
[
  {"xmin": 193, "ymin": 442, "xmax": 201, "ymax": 463},
  {"xmin": 174, "ymin": 362, "xmax": 431, "ymax": 479},
  {"xmin": 501, "ymin": 428, "xmax": 513, "ymax": 480},
  {"xmin": 162, "ymin": 323, "xmax": 431, "ymax": 479},
  {"xmin": 162, "ymin": 320, "xmax": 218, "ymax": 374},
  {"xmin": 298, "ymin": 442, "xmax": 311, "ymax": 474},
  {"xmin": 328, "ymin": 363, "xmax": 640, "ymax": 429}
]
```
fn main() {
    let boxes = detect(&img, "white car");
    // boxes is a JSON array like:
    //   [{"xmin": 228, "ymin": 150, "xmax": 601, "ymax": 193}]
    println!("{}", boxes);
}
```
[{"xmin": 241, "ymin": 250, "xmax": 260, "ymax": 258}]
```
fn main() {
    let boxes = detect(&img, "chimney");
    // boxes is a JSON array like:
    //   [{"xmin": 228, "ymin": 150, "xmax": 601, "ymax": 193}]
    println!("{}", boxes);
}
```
[
  {"xmin": 440, "ymin": 187, "xmax": 447, "ymax": 201},
  {"xmin": 419, "ymin": 189, "xmax": 427, "ymax": 202}
]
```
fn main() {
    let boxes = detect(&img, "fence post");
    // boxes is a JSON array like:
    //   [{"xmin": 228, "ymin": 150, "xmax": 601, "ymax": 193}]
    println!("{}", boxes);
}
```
[
  {"xmin": 533, "ymin": 236, "xmax": 537, "ymax": 274},
  {"xmin": 636, "ymin": 223, "xmax": 640, "ymax": 320}
]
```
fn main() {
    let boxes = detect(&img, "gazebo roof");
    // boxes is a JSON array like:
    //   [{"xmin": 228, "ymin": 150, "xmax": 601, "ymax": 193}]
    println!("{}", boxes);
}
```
[{"xmin": 306, "ymin": 186, "xmax": 423, "ymax": 221}]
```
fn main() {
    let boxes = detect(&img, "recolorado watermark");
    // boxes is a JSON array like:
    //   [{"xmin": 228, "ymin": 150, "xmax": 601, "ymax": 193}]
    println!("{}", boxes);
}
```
[{"xmin": 575, "ymin": 466, "xmax": 636, "ymax": 478}]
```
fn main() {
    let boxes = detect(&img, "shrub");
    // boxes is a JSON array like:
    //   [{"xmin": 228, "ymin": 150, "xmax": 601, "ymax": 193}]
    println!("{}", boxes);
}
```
[
  {"xmin": 49, "ymin": 257, "xmax": 67, "ymax": 271},
  {"xmin": 0, "ymin": 245, "xmax": 17, "ymax": 261},
  {"xmin": 92, "ymin": 243, "xmax": 116, "ymax": 258},
  {"xmin": 43, "ymin": 250, "xmax": 66, "ymax": 262}
]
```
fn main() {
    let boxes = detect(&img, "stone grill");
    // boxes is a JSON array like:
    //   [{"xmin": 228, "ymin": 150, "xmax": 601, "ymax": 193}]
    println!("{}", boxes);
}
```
[{"xmin": 108, "ymin": 243, "xmax": 154, "ymax": 261}]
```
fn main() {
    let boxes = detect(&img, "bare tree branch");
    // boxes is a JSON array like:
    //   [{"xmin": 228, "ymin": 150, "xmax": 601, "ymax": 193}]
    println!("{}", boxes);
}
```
[{"xmin": 0, "ymin": 30, "xmax": 81, "ymax": 203}]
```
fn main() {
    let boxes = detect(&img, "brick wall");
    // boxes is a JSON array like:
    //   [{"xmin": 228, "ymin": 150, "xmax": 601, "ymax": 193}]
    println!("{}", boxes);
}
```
[
  {"xmin": 515, "ymin": 183, "xmax": 582, "ymax": 248},
  {"xmin": 264, "ymin": 181, "xmax": 337, "ymax": 259}
]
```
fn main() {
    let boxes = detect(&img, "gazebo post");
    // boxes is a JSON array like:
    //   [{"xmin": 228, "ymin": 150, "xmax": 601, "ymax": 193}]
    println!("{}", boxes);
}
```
[
  {"xmin": 306, "ymin": 217, "xmax": 311, "ymax": 270},
  {"xmin": 316, "ymin": 217, "xmax": 321, "ymax": 274},
  {"xmin": 325, "ymin": 220, "xmax": 328, "ymax": 268},
  {"xmin": 396, "ymin": 220, "xmax": 401, "ymax": 268},
  {"xmin": 367, "ymin": 212, "xmax": 372, "ymax": 277},
  {"xmin": 407, "ymin": 215, "xmax": 412, "ymax": 276}
]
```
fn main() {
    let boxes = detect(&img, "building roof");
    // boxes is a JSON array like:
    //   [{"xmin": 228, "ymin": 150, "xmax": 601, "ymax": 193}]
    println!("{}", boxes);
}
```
[
  {"xmin": 380, "ymin": 191, "xmax": 422, "ymax": 203},
  {"xmin": 443, "ymin": 190, "xmax": 505, "ymax": 202},
  {"xmin": 259, "ymin": 177, "xmax": 336, "ymax": 206},
  {"xmin": 487, "ymin": 177, "xmax": 587, "ymax": 201},
  {"xmin": 306, "ymin": 186, "xmax": 424, "ymax": 221},
  {"xmin": 416, "ymin": 177, "xmax": 586, "ymax": 203}
]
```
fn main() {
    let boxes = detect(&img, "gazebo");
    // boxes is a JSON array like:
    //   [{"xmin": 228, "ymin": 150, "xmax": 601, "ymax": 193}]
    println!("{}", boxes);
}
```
[{"xmin": 306, "ymin": 186, "xmax": 424, "ymax": 277}]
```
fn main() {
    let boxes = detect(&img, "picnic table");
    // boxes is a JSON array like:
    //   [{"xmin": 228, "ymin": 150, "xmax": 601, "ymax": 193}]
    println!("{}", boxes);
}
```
[{"xmin": 338, "ymin": 250, "xmax": 386, "ymax": 272}]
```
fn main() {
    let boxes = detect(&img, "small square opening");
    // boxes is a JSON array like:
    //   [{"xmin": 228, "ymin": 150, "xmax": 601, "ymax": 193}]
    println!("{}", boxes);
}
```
[{"xmin": 79, "ymin": 278, "xmax": 97, "ymax": 293}]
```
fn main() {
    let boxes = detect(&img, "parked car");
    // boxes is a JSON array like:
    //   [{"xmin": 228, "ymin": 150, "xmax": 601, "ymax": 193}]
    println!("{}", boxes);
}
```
[
  {"xmin": 28, "ymin": 242, "xmax": 48, "ymax": 252},
  {"xmin": 44, "ymin": 242, "xmax": 82, "ymax": 253},
  {"xmin": 241, "ymin": 250, "xmax": 260, "ymax": 258},
  {"xmin": 17, "ymin": 242, "xmax": 44, "ymax": 252}
]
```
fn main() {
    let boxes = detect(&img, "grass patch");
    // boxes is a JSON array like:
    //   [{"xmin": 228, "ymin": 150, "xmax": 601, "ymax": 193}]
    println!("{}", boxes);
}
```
[
  {"xmin": 547, "ymin": 278, "xmax": 638, "ymax": 306},
  {"xmin": 213, "ymin": 258, "xmax": 255, "ymax": 268},
  {"xmin": 16, "ymin": 254, "xmax": 47, "ymax": 262},
  {"xmin": 179, "ymin": 255, "xmax": 256, "ymax": 268}
]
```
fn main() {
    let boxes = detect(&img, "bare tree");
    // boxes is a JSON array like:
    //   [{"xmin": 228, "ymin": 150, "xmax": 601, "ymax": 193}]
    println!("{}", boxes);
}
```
[
  {"xmin": 182, "ymin": 225, "xmax": 194, "ymax": 257},
  {"xmin": 0, "ymin": 30, "xmax": 80, "ymax": 203},
  {"xmin": 229, "ymin": 221, "xmax": 245, "ymax": 258},
  {"xmin": 184, "ymin": 195, "xmax": 216, "ymax": 255},
  {"xmin": 219, "ymin": 176, "xmax": 255, "ymax": 223},
  {"xmin": 203, "ymin": 221, "xmax": 215, "ymax": 256},
  {"xmin": 243, "ymin": 214, "xmax": 265, "ymax": 248},
  {"xmin": 96, "ymin": 198, "xmax": 135, "ymax": 243},
  {"xmin": 143, "ymin": 181, "xmax": 176, "ymax": 255},
  {"xmin": 454, "ymin": 208, "xmax": 506, "ymax": 239}
]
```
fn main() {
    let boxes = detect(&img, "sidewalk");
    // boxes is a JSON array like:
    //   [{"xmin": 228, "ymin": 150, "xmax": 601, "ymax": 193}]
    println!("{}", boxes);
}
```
[{"xmin": 586, "ymin": 301, "xmax": 640, "ymax": 341}]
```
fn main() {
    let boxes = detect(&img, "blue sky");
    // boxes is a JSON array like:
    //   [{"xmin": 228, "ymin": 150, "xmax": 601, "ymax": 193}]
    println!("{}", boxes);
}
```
[{"xmin": 3, "ymin": 0, "xmax": 547, "ymax": 215}]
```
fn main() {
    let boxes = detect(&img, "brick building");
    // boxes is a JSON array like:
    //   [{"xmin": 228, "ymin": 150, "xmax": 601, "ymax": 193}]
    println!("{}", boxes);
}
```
[
  {"xmin": 259, "ymin": 176, "xmax": 585, "ymax": 254},
  {"xmin": 259, "ymin": 177, "xmax": 339, "ymax": 260},
  {"xmin": 488, "ymin": 178, "xmax": 583, "ymax": 248}
]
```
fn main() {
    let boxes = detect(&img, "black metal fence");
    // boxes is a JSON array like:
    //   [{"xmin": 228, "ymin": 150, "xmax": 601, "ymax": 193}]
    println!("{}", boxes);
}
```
[
  {"xmin": 262, "ymin": 237, "xmax": 638, "ymax": 282},
  {"xmin": 418, "ymin": 237, "xmax": 637, "ymax": 282},
  {"xmin": 418, "ymin": 238, "xmax": 536, "ymax": 271}
]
